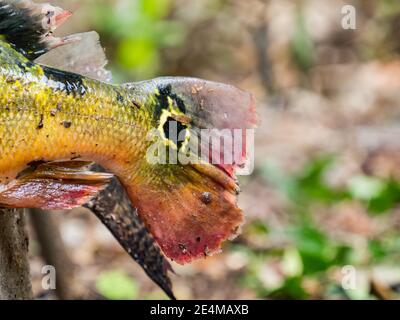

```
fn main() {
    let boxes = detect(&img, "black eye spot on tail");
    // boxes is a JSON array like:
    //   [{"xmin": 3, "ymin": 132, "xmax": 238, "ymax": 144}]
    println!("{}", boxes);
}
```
[
  {"xmin": 0, "ymin": 1, "xmax": 48, "ymax": 60},
  {"xmin": 42, "ymin": 66, "xmax": 87, "ymax": 96},
  {"xmin": 155, "ymin": 84, "xmax": 186, "ymax": 119},
  {"xmin": 162, "ymin": 117, "xmax": 187, "ymax": 150}
]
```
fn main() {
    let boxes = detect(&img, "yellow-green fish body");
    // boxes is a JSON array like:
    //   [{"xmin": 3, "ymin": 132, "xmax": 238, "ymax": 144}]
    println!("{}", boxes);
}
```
[{"xmin": 0, "ymin": 40, "xmax": 154, "ymax": 183}]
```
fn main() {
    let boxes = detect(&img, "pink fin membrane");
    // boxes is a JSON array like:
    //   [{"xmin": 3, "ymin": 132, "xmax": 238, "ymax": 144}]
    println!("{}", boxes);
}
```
[{"xmin": 0, "ymin": 161, "xmax": 113, "ymax": 210}]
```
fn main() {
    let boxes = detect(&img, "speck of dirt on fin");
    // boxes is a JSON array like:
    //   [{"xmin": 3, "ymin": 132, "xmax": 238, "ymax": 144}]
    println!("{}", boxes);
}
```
[
  {"xmin": 204, "ymin": 246, "xmax": 210, "ymax": 257},
  {"xmin": 200, "ymin": 192, "xmax": 212, "ymax": 205},
  {"xmin": 178, "ymin": 243, "xmax": 188, "ymax": 254}
]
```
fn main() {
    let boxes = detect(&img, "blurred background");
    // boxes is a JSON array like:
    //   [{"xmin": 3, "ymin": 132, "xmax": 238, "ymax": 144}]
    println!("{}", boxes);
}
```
[{"xmin": 29, "ymin": 0, "xmax": 400, "ymax": 299}]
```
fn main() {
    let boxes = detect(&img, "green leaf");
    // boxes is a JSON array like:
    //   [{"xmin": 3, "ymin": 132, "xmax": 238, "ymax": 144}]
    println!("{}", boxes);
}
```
[
  {"xmin": 117, "ymin": 38, "xmax": 158, "ymax": 68},
  {"xmin": 291, "ymin": 11, "xmax": 314, "ymax": 72},
  {"xmin": 262, "ymin": 156, "xmax": 347, "ymax": 208},
  {"xmin": 260, "ymin": 161, "xmax": 299, "ymax": 202},
  {"xmin": 367, "ymin": 180, "xmax": 400, "ymax": 214},
  {"xmin": 247, "ymin": 220, "xmax": 269, "ymax": 235},
  {"xmin": 141, "ymin": 0, "xmax": 172, "ymax": 19},
  {"xmin": 289, "ymin": 223, "xmax": 352, "ymax": 275},
  {"xmin": 368, "ymin": 239, "xmax": 387, "ymax": 262},
  {"xmin": 347, "ymin": 175, "xmax": 385, "ymax": 200},
  {"xmin": 270, "ymin": 277, "xmax": 308, "ymax": 299},
  {"xmin": 282, "ymin": 248, "xmax": 303, "ymax": 277},
  {"xmin": 289, "ymin": 225, "xmax": 331, "ymax": 274},
  {"xmin": 96, "ymin": 270, "xmax": 139, "ymax": 300}
]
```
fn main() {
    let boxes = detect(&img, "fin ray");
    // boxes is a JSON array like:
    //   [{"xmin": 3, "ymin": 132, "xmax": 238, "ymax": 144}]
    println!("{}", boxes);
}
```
[
  {"xmin": 0, "ymin": 161, "xmax": 113, "ymax": 210},
  {"xmin": 36, "ymin": 31, "xmax": 112, "ymax": 82}
]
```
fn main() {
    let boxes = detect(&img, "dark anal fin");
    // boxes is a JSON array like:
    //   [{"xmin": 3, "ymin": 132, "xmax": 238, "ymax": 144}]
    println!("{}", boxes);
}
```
[
  {"xmin": 0, "ymin": 161, "xmax": 113, "ymax": 210},
  {"xmin": 84, "ymin": 165, "xmax": 175, "ymax": 300}
]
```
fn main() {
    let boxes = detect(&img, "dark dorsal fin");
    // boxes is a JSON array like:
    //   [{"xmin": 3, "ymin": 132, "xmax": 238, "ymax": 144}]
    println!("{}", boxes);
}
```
[
  {"xmin": 0, "ymin": 1, "xmax": 112, "ymax": 82},
  {"xmin": 0, "ymin": 0, "xmax": 73, "ymax": 60}
]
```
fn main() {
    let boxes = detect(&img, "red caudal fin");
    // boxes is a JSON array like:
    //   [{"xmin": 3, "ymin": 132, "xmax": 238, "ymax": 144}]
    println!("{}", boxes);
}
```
[
  {"xmin": 125, "ymin": 162, "xmax": 244, "ymax": 264},
  {"xmin": 0, "ymin": 161, "xmax": 113, "ymax": 210},
  {"xmin": 123, "ymin": 77, "xmax": 258, "ymax": 264}
]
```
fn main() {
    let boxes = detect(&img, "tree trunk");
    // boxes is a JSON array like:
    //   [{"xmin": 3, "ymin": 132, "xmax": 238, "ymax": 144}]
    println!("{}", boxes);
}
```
[
  {"xmin": 0, "ymin": 208, "xmax": 32, "ymax": 299},
  {"xmin": 30, "ymin": 208, "xmax": 80, "ymax": 300}
]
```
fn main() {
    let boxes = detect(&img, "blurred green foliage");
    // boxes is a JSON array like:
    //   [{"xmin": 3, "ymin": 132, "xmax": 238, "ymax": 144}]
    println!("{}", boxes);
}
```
[
  {"xmin": 92, "ymin": 0, "xmax": 185, "ymax": 81},
  {"xmin": 96, "ymin": 270, "xmax": 139, "ymax": 300},
  {"xmin": 291, "ymin": 11, "xmax": 315, "ymax": 73},
  {"xmin": 235, "ymin": 156, "xmax": 400, "ymax": 299}
]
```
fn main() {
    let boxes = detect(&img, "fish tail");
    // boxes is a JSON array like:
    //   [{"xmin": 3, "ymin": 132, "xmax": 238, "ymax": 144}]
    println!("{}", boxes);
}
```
[{"xmin": 121, "ymin": 77, "xmax": 258, "ymax": 264}]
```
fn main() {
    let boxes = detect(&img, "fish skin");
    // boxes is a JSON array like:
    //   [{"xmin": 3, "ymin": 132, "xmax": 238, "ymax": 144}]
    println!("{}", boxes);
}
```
[{"xmin": 0, "ymin": 39, "xmax": 152, "ymax": 184}]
